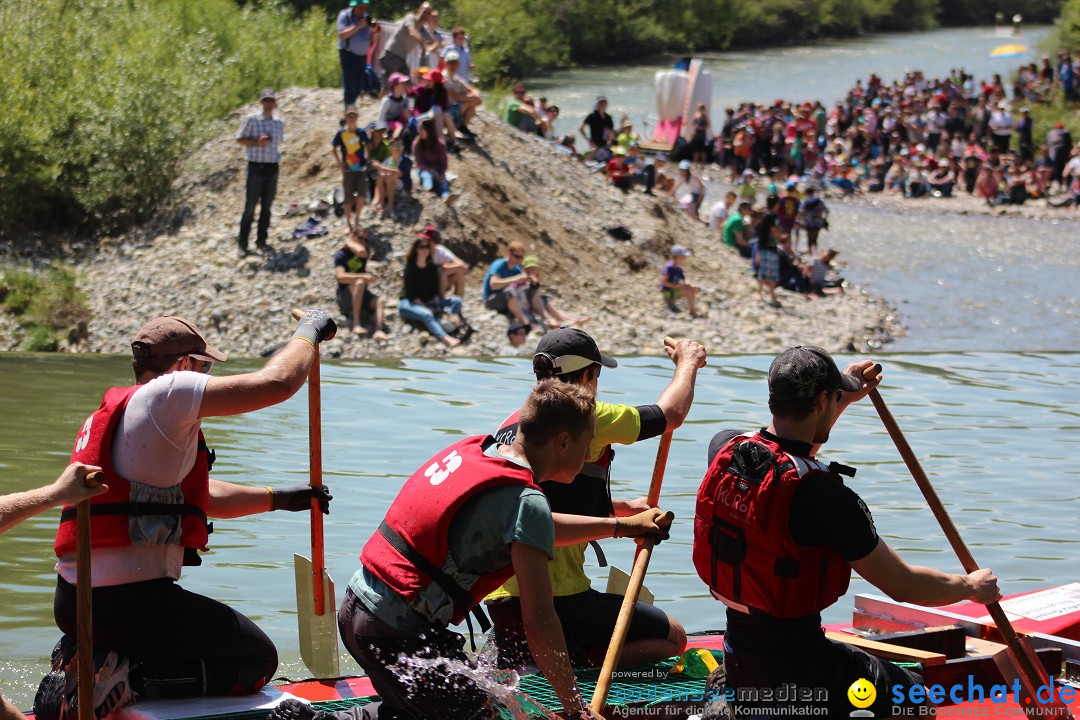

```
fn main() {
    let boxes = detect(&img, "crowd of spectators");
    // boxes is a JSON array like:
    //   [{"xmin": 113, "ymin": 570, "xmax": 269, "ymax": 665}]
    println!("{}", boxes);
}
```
[{"xmin": 701, "ymin": 57, "xmax": 1080, "ymax": 208}]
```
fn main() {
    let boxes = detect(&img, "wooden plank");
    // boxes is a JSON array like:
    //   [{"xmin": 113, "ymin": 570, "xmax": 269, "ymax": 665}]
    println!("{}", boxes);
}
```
[
  {"xmin": 870, "ymin": 625, "xmax": 968, "ymax": 659},
  {"xmin": 922, "ymin": 648, "xmax": 1062, "ymax": 688},
  {"xmin": 825, "ymin": 631, "xmax": 947, "ymax": 666}
]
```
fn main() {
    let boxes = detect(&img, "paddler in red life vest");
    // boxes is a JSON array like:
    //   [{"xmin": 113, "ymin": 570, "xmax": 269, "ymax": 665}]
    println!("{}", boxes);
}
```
[
  {"xmin": 693, "ymin": 346, "xmax": 1001, "ymax": 718},
  {"xmin": 484, "ymin": 328, "xmax": 707, "ymax": 670},
  {"xmin": 34, "ymin": 311, "xmax": 338, "ymax": 720},
  {"xmin": 271, "ymin": 380, "xmax": 672, "ymax": 720}
]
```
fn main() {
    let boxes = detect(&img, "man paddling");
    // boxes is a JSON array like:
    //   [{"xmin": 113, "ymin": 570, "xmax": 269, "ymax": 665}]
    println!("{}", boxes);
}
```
[
  {"xmin": 271, "ymin": 380, "xmax": 672, "ymax": 720},
  {"xmin": 693, "ymin": 346, "xmax": 1001, "ymax": 717},
  {"xmin": 35, "ymin": 311, "xmax": 337, "ymax": 720},
  {"xmin": 485, "ymin": 329, "xmax": 706, "ymax": 669},
  {"xmin": 0, "ymin": 463, "xmax": 104, "ymax": 720}
]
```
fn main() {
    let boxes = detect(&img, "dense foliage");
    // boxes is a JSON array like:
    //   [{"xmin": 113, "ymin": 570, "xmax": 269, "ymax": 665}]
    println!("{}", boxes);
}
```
[
  {"xmin": 1055, "ymin": 0, "xmax": 1080, "ymax": 51},
  {"xmin": 0, "ymin": 265, "xmax": 90, "ymax": 351},
  {"xmin": 0, "ymin": 0, "xmax": 337, "ymax": 233}
]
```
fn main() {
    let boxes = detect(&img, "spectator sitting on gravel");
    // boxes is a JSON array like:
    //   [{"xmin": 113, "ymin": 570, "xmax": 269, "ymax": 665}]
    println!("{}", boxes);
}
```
[
  {"xmin": 420, "ymin": 224, "xmax": 468, "ymax": 297},
  {"xmin": 660, "ymin": 245, "xmax": 699, "ymax": 317},
  {"xmin": 670, "ymin": 160, "xmax": 705, "ymax": 221},
  {"xmin": 808, "ymin": 248, "xmax": 845, "ymax": 296},
  {"xmin": 365, "ymin": 120, "xmax": 389, "ymax": 201},
  {"xmin": 378, "ymin": 73, "xmax": 413, "ymax": 138},
  {"xmin": 443, "ymin": 51, "xmax": 481, "ymax": 140},
  {"xmin": 482, "ymin": 241, "xmax": 532, "ymax": 326},
  {"xmin": 412, "ymin": 117, "xmax": 454, "ymax": 203},
  {"xmin": 334, "ymin": 229, "xmax": 388, "ymax": 339},
  {"xmin": 521, "ymin": 255, "xmax": 590, "ymax": 330},
  {"xmin": 398, "ymin": 233, "xmax": 464, "ymax": 348},
  {"xmin": 411, "ymin": 68, "xmax": 458, "ymax": 151},
  {"xmin": 505, "ymin": 83, "xmax": 539, "ymax": 134},
  {"xmin": 331, "ymin": 105, "xmax": 369, "ymax": 234},
  {"xmin": 709, "ymin": 191, "xmax": 738, "ymax": 239},
  {"xmin": 624, "ymin": 143, "xmax": 656, "ymax": 194},
  {"xmin": 723, "ymin": 201, "xmax": 754, "ymax": 259},
  {"xmin": 371, "ymin": 136, "xmax": 405, "ymax": 216}
]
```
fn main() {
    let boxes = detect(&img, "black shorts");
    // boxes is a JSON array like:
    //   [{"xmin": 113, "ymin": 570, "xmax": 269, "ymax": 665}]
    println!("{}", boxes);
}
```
[
  {"xmin": 336, "ymin": 283, "xmax": 380, "ymax": 317},
  {"xmin": 486, "ymin": 588, "xmax": 672, "ymax": 668}
]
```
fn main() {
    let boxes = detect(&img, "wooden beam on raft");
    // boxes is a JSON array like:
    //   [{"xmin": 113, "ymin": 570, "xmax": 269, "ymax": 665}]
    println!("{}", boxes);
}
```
[{"xmin": 824, "ymin": 631, "xmax": 947, "ymax": 666}]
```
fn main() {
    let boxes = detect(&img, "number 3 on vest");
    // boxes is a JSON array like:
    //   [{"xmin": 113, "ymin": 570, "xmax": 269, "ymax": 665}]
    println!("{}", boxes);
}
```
[
  {"xmin": 74, "ymin": 417, "xmax": 93, "ymax": 453},
  {"xmin": 425, "ymin": 450, "xmax": 462, "ymax": 486}
]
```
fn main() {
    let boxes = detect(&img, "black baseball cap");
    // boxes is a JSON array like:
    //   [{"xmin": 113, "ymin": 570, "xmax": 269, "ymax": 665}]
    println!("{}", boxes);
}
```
[
  {"xmin": 534, "ymin": 328, "xmax": 617, "ymax": 374},
  {"xmin": 767, "ymin": 346, "xmax": 861, "ymax": 402}
]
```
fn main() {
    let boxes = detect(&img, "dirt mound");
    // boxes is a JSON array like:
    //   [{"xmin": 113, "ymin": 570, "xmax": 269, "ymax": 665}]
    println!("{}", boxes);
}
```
[{"xmin": 68, "ymin": 87, "xmax": 895, "ymax": 359}]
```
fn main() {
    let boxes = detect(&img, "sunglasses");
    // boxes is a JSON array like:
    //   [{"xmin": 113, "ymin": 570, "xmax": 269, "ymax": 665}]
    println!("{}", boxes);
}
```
[
  {"xmin": 510, "ymin": 252, "xmax": 525, "ymax": 259},
  {"xmin": 418, "ymin": 244, "xmax": 431, "ymax": 249},
  {"xmin": 191, "ymin": 357, "xmax": 213, "ymax": 374}
]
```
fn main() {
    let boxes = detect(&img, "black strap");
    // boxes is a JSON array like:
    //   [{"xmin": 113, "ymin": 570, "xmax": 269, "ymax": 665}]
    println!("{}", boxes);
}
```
[
  {"xmin": 378, "ymin": 520, "xmax": 491, "ymax": 648},
  {"xmin": 828, "ymin": 461, "xmax": 856, "ymax": 478},
  {"xmin": 588, "ymin": 540, "xmax": 608, "ymax": 568},
  {"xmin": 60, "ymin": 502, "xmax": 207, "ymax": 524},
  {"xmin": 709, "ymin": 517, "xmax": 747, "ymax": 602}
]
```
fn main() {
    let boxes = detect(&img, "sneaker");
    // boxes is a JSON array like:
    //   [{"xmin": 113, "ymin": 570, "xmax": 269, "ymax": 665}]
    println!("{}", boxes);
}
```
[
  {"xmin": 34, "ymin": 637, "xmax": 78, "ymax": 720},
  {"xmin": 62, "ymin": 650, "xmax": 135, "ymax": 720}
]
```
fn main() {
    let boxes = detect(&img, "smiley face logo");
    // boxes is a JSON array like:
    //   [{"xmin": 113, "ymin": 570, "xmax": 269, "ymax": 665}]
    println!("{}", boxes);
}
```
[{"xmin": 847, "ymin": 678, "xmax": 876, "ymax": 709}]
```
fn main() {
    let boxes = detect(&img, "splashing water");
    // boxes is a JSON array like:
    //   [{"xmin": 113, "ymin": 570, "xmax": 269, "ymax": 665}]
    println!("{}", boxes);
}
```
[{"xmin": 393, "ymin": 647, "xmax": 558, "ymax": 720}]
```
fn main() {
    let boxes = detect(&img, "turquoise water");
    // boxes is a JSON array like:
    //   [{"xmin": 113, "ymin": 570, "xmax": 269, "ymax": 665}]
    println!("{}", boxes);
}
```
[{"xmin": 2, "ymin": 351, "xmax": 1079, "ymax": 707}]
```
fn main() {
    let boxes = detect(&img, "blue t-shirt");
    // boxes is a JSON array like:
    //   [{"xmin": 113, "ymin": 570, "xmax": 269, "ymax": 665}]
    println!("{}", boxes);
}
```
[
  {"xmin": 482, "ymin": 258, "xmax": 522, "ymax": 300},
  {"xmin": 332, "ymin": 128, "xmax": 369, "ymax": 172},
  {"xmin": 337, "ymin": 8, "xmax": 372, "ymax": 55},
  {"xmin": 661, "ymin": 261, "xmax": 685, "ymax": 290}
]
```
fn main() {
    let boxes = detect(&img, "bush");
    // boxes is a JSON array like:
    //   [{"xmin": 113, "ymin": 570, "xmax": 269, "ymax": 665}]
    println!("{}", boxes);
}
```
[
  {"xmin": 0, "ymin": 265, "xmax": 91, "ymax": 352},
  {"xmin": 0, "ymin": 0, "xmax": 337, "ymax": 235}
]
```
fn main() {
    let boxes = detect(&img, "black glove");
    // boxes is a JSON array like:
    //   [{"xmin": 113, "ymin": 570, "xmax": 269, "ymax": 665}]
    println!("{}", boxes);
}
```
[
  {"xmin": 270, "ymin": 484, "xmax": 332, "ymax": 514},
  {"xmin": 614, "ymin": 509, "xmax": 674, "ymax": 544},
  {"xmin": 293, "ymin": 309, "xmax": 337, "ymax": 346}
]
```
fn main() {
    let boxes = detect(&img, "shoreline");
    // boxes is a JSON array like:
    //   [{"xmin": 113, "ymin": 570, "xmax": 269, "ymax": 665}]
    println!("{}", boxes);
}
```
[{"xmin": 2, "ymin": 89, "xmax": 903, "ymax": 360}]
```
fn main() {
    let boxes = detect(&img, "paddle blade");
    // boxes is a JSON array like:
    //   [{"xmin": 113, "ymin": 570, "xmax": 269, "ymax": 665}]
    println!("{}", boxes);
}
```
[
  {"xmin": 606, "ymin": 566, "xmax": 654, "ymax": 606},
  {"xmin": 294, "ymin": 553, "xmax": 340, "ymax": 678}
]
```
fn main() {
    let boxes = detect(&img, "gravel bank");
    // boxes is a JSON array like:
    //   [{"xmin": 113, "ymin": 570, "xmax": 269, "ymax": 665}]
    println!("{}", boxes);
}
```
[{"xmin": 5, "ymin": 88, "xmax": 900, "ymax": 358}]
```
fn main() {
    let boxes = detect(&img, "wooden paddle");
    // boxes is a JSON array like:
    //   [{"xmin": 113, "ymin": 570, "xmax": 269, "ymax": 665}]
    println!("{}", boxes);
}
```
[
  {"xmin": 77, "ymin": 471, "xmax": 103, "ymax": 720},
  {"xmin": 862, "ymin": 363, "xmax": 1067, "ymax": 710},
  {"xmin": 590, "ymin": 337, "xmax": 682, "ymax": 714},
  {"xmin": 290, "ymin": 309, "xmax": 339, "ymax": 678}
]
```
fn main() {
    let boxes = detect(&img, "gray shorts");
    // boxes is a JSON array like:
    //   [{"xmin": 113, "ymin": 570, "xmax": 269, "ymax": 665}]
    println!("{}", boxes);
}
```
[
  {"xmin": 484, "ymin": 288, "xmax": 518, "ymax": 315},
  {"xmin": 380, "ymin": 52, "xmax": 409, "ymax": 86}
]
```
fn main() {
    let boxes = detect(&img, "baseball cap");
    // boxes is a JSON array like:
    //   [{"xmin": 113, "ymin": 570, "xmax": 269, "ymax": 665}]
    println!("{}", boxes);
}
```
[
  {"xmin": 344, "ymin": 105, "xmax": 359, "ymax": 117},
  {"xmin": 370, "ymin": 119, "xmax": 388, "ymax": 132},
  {"xmin": 445, "ymin": 50, "xmax": 460, "ymax": 62},
  {"xmin": 670, "ymin": 245, "xmax": 691, "ymax": 257},
  {"xmin": 596, "ymin": 95, "xmax": 607, "ymax": 104},
  {"xmin": 534, "ymin": 328, "xmax": 617, "ymax": 374},
  {"xmin": 424, "ymin": 69, "xmax": 444, "ymax": 84},
  {"xmin": 348, "ymin": 0, "xmax": 368, "ymax": 5},
  {"xmin": 131, "ymin": 316, "xmax": 227, "ymax": 362},
  {"xmin": 259, "ymin": 88, "xmax": 276, "ymax": 101},
  {"xmin": 521, "ymin": 255, "xmax": 540, "ymax": 269},
  {"xmin": 388, "ymin": 73, "xmax": 410, "ymax": 86},
  {"xmin": 419, "ymin": 224, "xmax": 440, "ymax": 240},
  {"xmin": 767, "ymin": 346, "xmax": 861, "ymax": 402},
  {"xmin": 678, "ymin": 159, "xmax": 692, "ymax": 170}
]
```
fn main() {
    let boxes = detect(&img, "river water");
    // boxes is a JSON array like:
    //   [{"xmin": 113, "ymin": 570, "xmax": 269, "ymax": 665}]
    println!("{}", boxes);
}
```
[
  {"xmin": 3, "ymin": 25, "xmax": 1080, "ymax": 711},
  {"xmin": 528, "ymin": 25, "xmax": 1080, "ymax": 353},
  {"xmin": 2, "ymin": 351, "xmax": 1079, "ymax": 706}
]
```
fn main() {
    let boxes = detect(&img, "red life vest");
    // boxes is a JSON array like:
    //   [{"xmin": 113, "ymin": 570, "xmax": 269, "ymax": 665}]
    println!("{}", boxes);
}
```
[
  {"xmin": 360, "ymin": 434, "xmax": 540, "ymax": 625},
  {"xmin": 54, "ymin": 385, "xmax": 212, "ymax": 565},
  {"xmin": 692, "ymin": 431, "xmax": 850, "ymax": 618},
  {"xmin": 496, "ymin": 409, "xmax": 613, "ymax": 517}
]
